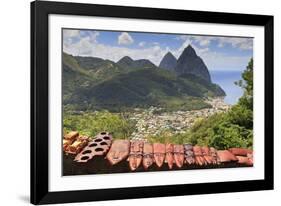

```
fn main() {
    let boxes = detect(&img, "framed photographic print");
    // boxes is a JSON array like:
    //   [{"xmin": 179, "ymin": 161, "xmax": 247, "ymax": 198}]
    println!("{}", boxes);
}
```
[{"xmin": 31, "ymin": 0, "xmax": 274, "ymax": 204}]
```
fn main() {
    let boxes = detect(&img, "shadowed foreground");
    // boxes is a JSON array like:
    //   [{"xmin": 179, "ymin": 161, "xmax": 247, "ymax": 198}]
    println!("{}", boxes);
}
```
[{"xmin": 63, "ymin": 154, "xmax": 252, "ymax": 176}]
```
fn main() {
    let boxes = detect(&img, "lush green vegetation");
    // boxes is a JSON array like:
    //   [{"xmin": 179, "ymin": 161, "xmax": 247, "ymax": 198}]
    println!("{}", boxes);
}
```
[
  {"xmin": 146, "ymin": 130, "xmax": 190, "ymax": 145},
  {"xmin": 63, "ymin": 52, "xmax": 253, "ymax": 149},
  {"xmin": 62, "ymin": 52, "xmax": 225, "ymax": 112},
  {"xmin": 63, "ymin": 111, "xmax": 136, "ymax": 139},
  {"xmin": 147, "ymin": 58, "xmax": 253, "ymax": 149},
  {"xmin": 154, "ymin": 59, "xmax": 253, "ymax": 148},
  {"xmin": 153, "ymin": 96, "xmax": 212, "ymax": 113}
]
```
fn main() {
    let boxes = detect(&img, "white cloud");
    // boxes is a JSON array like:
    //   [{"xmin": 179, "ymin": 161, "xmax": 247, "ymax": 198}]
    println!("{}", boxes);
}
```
[
  {"xmin": 190, "ymin": 36, "xmax": 215, "ymax": 47},
  {"xmin": 217, "ymin": 37, "xmax": 253, "ymax": 50},
  {"xmin": 138, "ymin": 41, "xmax": 146, "ymax": 47},
  {"xmin": 63, "ymin": 30, "xmax": 80, "ymax": 38},
  {"xmin": 176, "ymin": 35, "xmax": 253, "ymax": 50},
  {"xmin": 172, "ymin": 37, "xmax": 192, "ymax": 58},
  {"xmin": 87, "ymin": 31, "xmax": 100, "ymax": 43},
  {"xmin": 169, "ymin": 36, "xmax": 251, "ymax": 71},
  {"xmin": 63, "ymin": 30, "xmax": 99, "ymax": 55},
  {"xmin": 63, "ymin": 30, "xmax": 80, "ymax": 46},
  {"xmin": 198, "ymin": 39, "xmax": 211, "ymax": 46},
  {"xmin": 63, "ymin": 30, "xmax": 252, "ymax": 71},
  {"xmin": 118, "ymin": 32, "xmax": 134, "ymax": 45},
  {"xmin": 218, "ymin": 42, "xmax": 224, "ymax": 48},
  {"xmin": 176, "ymin": 35, "xmax": 213, "ymax": 45},
  {"xmin": 64, "ymin": 36, "xmax": 168, "ymax": 65},
  {"xmin": 199, "ymin": 51, "xmax": 251, "ymax": 71}
]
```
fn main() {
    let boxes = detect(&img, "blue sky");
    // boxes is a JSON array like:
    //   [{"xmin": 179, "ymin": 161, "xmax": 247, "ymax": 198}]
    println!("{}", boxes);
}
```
[{"xmin": 63, "ymin": 29, "xmax": 253, "ymax": 71}]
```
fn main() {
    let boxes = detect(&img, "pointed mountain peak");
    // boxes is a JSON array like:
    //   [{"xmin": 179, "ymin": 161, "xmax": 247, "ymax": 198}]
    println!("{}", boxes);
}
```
[
  {"xmin": 182, "ymin": 44, "xmax": 197, "ymax": 57},
  {"xmin": 118, "ymin": 56, "xmax": 134, "ymax": 63},
  {"xmin": 117, "ymin": 56, "xmax": 156, "ymax": 69},
  {"xmin": 165, "ymin": 51, "xmax": 175, "ymax": 58},
  {"xmin": 175, "ymin": 44, "xmax": 211, "ymax": 82},
  {"xmin": 134, "ymin": 59, "xmax": 156, "ymax": 68},
  {"xmin": 159, "ymin": 52, "xmax": 177, "ymax": 71},
  {"xmin": 117, "ymin": 56, "xmax": 135, "ymax": 67}
]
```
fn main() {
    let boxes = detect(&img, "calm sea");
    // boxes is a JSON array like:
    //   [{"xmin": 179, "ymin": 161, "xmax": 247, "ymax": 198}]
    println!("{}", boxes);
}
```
[{"xmin": 210, "ymin": 70, "xmax": 244, "ymax": 105}]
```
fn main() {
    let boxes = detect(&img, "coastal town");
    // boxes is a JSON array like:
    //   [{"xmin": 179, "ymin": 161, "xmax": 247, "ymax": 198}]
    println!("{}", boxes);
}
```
[{"xmin": 129, "ymin": 97, "xmax": 231, "ymax": 141}]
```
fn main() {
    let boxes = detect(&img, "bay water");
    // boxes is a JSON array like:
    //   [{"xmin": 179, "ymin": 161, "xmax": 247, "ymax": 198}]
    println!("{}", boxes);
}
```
[{"xmin": 210, "ymin": 70, "xmax": 244, "ymax": 105}]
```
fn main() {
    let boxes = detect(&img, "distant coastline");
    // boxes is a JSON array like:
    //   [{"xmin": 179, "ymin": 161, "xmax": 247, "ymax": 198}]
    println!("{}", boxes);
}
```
[{"xmin": 210, "ymin": 70, "xmax": 243, "ymax": 105}]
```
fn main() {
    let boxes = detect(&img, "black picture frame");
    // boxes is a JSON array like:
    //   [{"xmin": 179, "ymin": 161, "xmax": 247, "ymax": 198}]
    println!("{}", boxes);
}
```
[{"xmin": 31, "ymin": 0, "xmax": 274, "ymax": 204}]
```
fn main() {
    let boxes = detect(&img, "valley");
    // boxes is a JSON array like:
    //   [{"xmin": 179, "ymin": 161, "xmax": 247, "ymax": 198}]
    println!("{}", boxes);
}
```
[
  {"xmin": 62, "ymin": 45, "xmax": 225, "ymax": 112},
  {"xmin": 63, "ymin": 44, "xmax": 232, "ymax": 142},
  {"xmin": 128, "ymin": 97, "xmax": 230, "ymax": 141}
]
